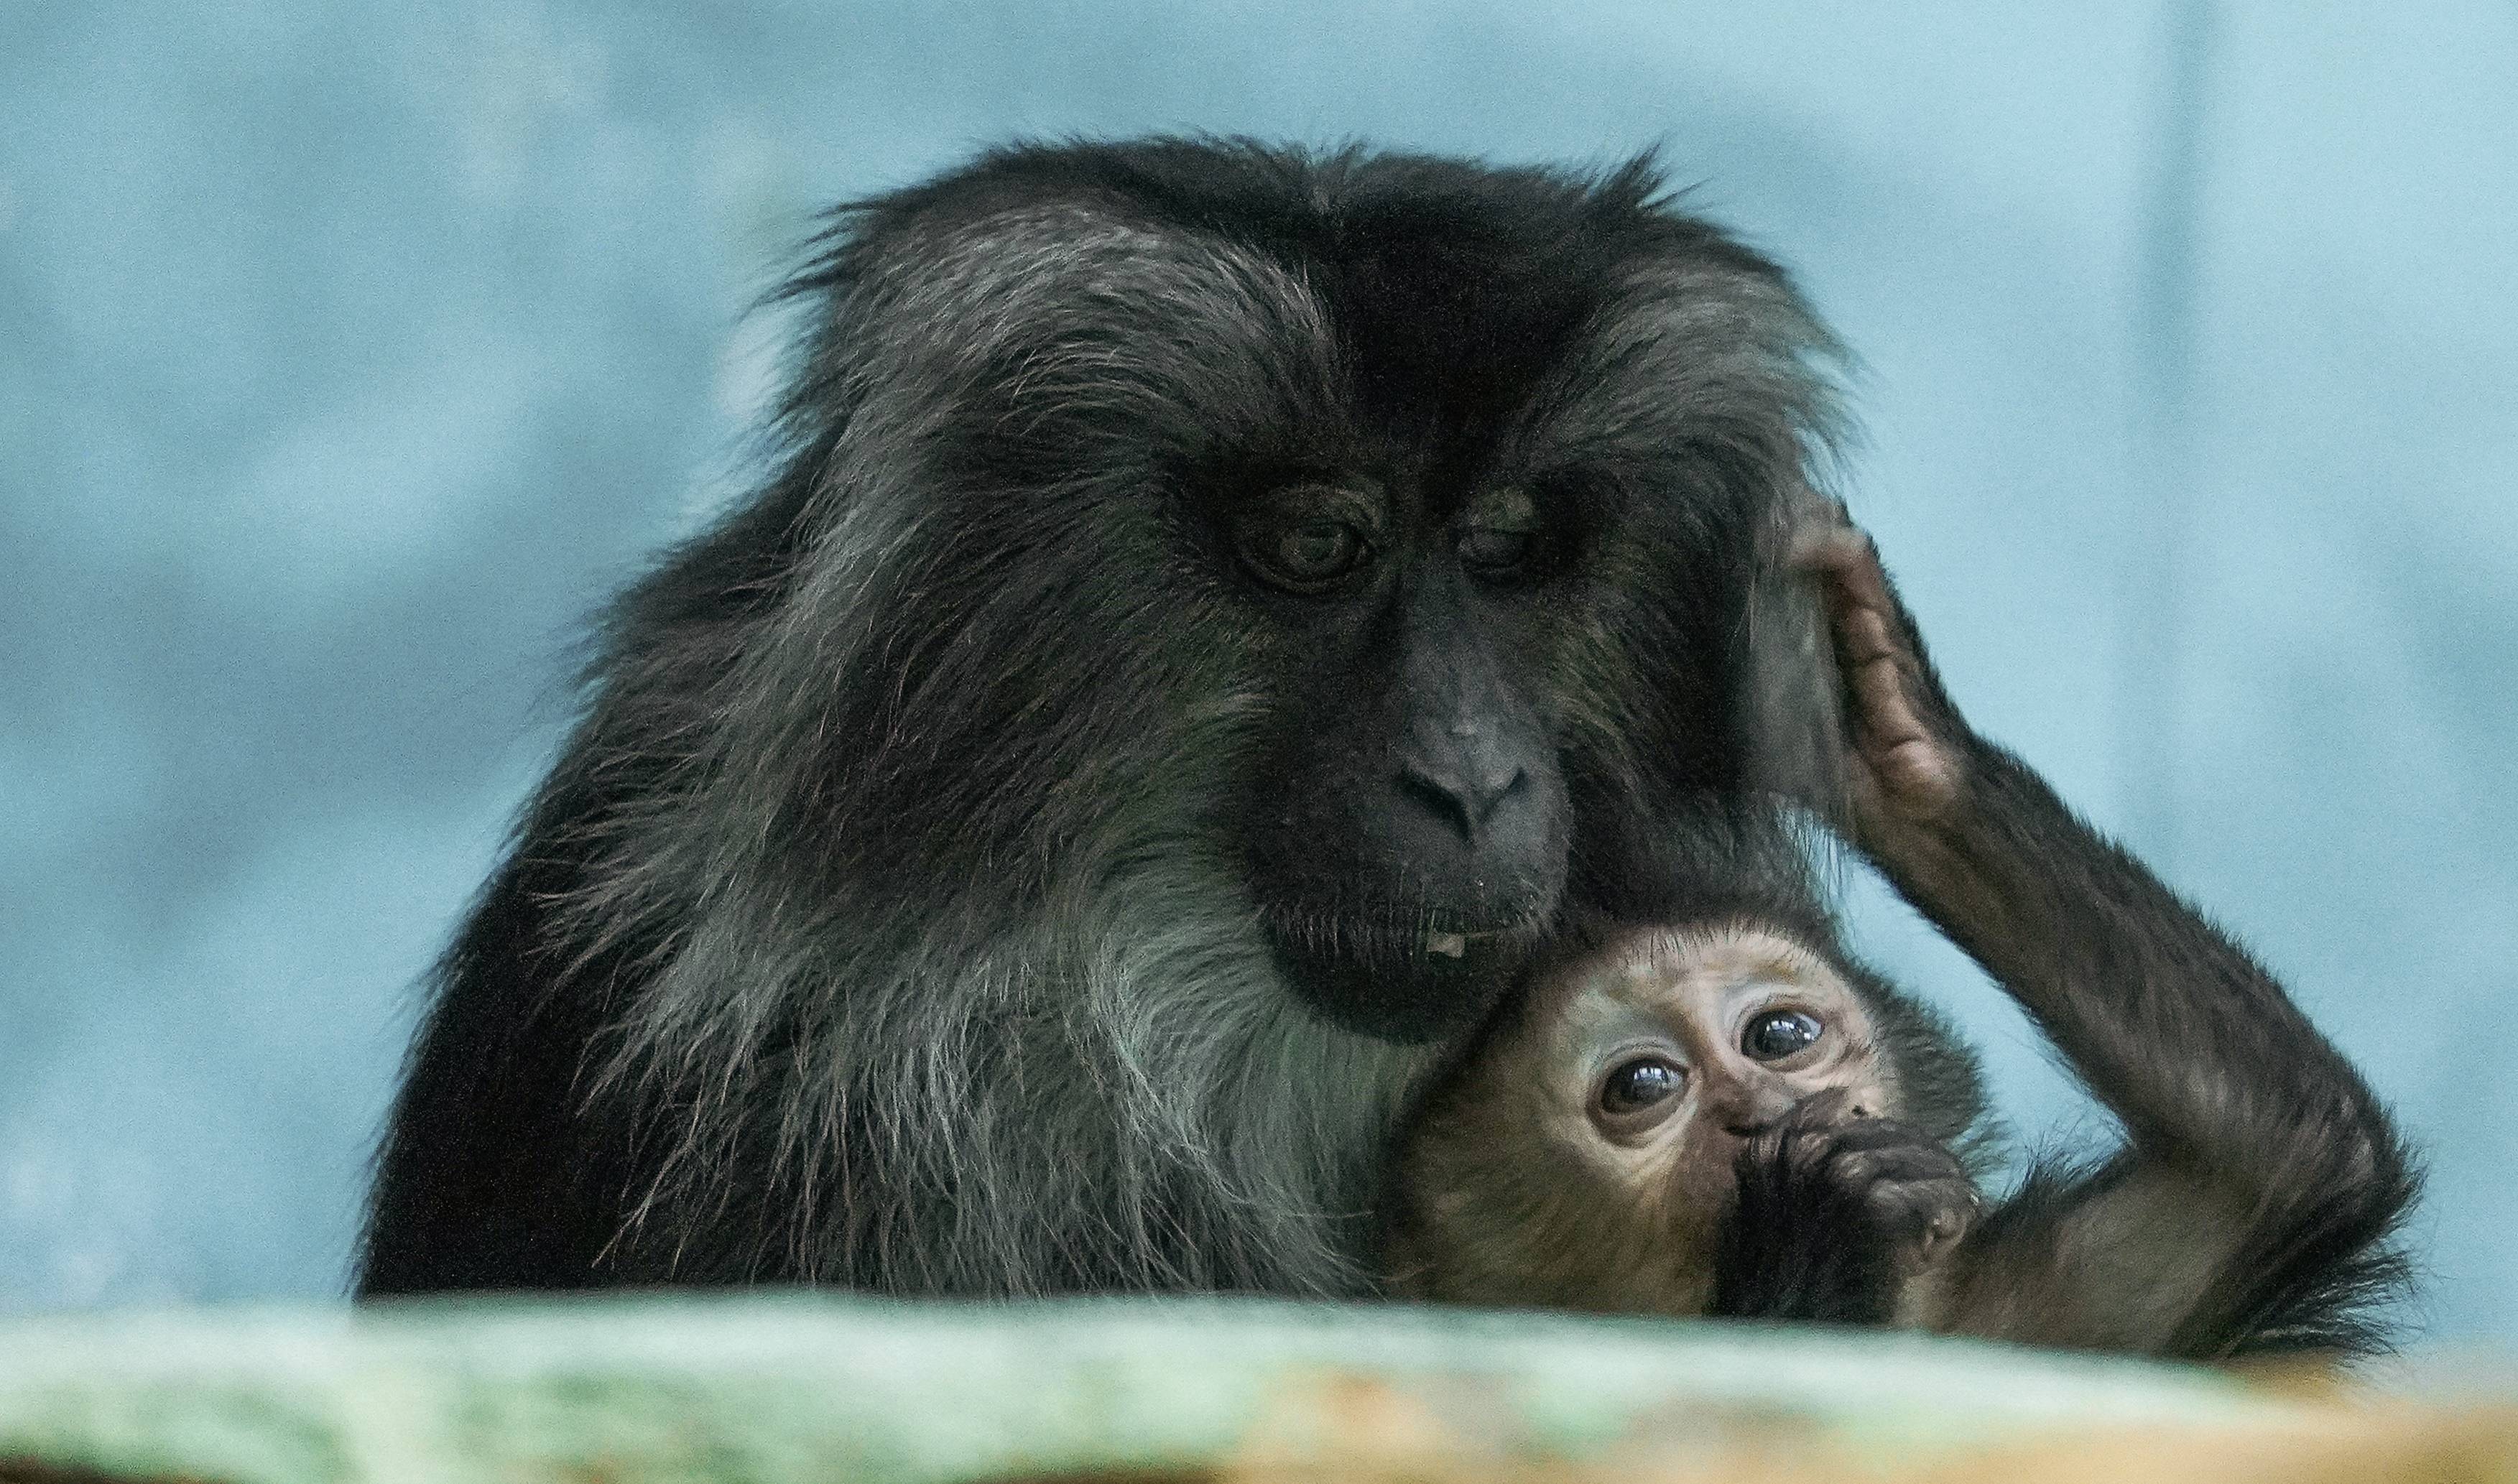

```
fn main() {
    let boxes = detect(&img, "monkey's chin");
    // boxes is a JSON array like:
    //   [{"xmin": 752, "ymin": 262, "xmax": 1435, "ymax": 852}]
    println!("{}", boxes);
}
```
[{"xmin": 1262, "ymin": 916, "xmax": 1537, "ymax": 1044}]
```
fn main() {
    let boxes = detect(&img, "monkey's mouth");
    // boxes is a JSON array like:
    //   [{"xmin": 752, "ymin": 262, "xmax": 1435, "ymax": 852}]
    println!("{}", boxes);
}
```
[
  {"xmin": 1259, "ymin": 898, "xmax": 1537, "ymax": 959},
  {"xmin": 1259, "ymin": 900, "xmax": 1545, "ymax": 1043},
  {"xmin": 1420, "ymin": 927, "xmax": 1519, "ymax": 960}
]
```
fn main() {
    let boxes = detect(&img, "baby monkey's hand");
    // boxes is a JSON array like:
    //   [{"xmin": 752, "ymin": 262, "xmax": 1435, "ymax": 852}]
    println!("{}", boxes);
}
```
[
  {"xmin": 1789, "ymin": 522, "xmax": 1975, "ymax": 833},
  {"xmin": 1713, "ymin": 1089, "xmax": 1976, "ymax": 1322},
  {"xmin": 1762, "ymin": 1090, "xmax": 1975, "ymax": 1274}
]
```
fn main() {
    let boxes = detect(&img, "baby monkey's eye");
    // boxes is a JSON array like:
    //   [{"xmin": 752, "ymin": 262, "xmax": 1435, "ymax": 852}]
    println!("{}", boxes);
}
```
[
  {"xmin": 1741, "ymin": 1009, "xmax": 1824, "ymax": 1060},
  {"xmin": 1599, "ymin": 1056, "xmax": 1685, "ymax": 1115}
]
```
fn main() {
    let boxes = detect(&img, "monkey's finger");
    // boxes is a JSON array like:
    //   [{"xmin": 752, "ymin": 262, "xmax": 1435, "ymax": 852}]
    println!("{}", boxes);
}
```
[
  {"xmin": 1867, "ymin": 1181, "xmax": 1971, "ymax": 1225},
  {"xmin": 1865, "ymin": 1151, "xmax": 1972, "ymax": 1189},
  {"xmin": 1814, "ymin": 556, "xmax": 1923, "ymax": 692},
  {"xmin": 1814, "ymin": 1116, "xmax": 1925, "ymax": 1154},
  {"xmin": 1865, "ymin": 1173, "xmax": 1976, "ymax": 1225},
  {"xmin": 1820, "ymin": 529, "xmax": 1902, "ymax": 620},
  {"xmin": 1787, "ymin": 524, "xmax": 1866, "ymax": 574},
  {"xmin": 1848, "ymin": 651, "xmax": 1934, "ymax": 758},
  {"xmin": 1838, "ymin": 1146, "xmax": 1966, "ymax": 1191},
  {"xmin": 1905, "ymin": 1200, "xmax": 1976, "ymax": 1271},
  {"xmin": 1846, "ymin": 639, "xmax": 1914, "ymax": 715},
  {"xmin": 1835, "ymin": 601, "xmax": 1910, "ymax": 672}
]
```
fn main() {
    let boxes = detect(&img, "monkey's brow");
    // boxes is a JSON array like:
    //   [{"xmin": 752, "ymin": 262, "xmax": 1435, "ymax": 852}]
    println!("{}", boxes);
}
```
[
  {"xmin": 1736, "ymin": 950, "xmax": 1824, "ymax": 986},
  {"xmin": 1647, "ymin": 924, "xmax": 1827, "ymax": 986}
]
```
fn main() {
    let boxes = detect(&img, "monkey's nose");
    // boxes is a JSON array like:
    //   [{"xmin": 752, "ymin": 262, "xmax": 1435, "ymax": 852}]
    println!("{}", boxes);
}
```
[
  {"xmin": 1714, "ymin": 1084, "xmax": 1798, "ymax": 1138},
  {"xmin": 1397, "ymin": 757, "xmax": 1527, "ymax": 841}
]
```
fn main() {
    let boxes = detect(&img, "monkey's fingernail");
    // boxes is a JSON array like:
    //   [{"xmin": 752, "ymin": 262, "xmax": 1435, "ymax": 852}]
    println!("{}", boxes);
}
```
[{"xmin": 1425, "ymin": 931, "xmax": 1468, "ymax": 959}]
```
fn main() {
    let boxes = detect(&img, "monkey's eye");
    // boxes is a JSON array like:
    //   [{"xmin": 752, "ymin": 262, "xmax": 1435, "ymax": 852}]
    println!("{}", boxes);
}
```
[
  {"xmin": 1244, "ymin": 518, "xmax": 1368, "ymax": 593},
  {"xmin": 1741, "ymin": 1010, "xmax": 1824, "ymax": 1061},
  {"xmin": 1598, "ymin": 1055, "xmax": 1685, "ymax": 1116},
  {"xmin": 1458, "ymin": 487, "xmax": 1542, "ymax": 580},
  {"xmin": 1458, "ymin": 524, "xmax": 1534, "ymax": 574}
]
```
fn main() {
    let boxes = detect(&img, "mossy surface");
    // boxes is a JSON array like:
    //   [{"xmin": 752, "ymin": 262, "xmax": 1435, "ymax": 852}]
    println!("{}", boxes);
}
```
[{"xmin": 0, "ymin": 1294, "xmax": 2295, "ymax": 1483}]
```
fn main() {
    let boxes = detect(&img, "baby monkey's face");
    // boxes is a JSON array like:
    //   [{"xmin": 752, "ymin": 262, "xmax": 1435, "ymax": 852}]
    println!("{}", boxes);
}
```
[
  {"xmin": 1545, "ymin": 923, "xmax": 1894, "ymax": 1179},
  {"xmin": 1388, "ymin": 920, "xmax": 1899, "ymax": 1314}
]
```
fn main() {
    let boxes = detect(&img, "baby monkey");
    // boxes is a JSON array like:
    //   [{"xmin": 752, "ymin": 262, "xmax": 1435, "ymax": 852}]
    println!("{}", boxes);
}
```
[{"xmin": 1385, "ymin": 524, "xmax": 2417, "ymax": 1360}]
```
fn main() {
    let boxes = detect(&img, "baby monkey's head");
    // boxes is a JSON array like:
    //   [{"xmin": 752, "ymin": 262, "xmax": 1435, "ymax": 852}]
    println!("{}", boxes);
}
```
[{"xmin": 1386, "ymin": 914, "xmax": 1976, "ymax": 1316}]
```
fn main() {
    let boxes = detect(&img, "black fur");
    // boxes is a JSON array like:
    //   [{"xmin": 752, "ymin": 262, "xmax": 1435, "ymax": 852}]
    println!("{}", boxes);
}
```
[
  {"xmin": 360, "ymin": 137, "xmax": 1866, "ymax": 1296},
  {"xmin": 1708, "ymin": 569, "xmax": 2420, "ymax": 1360}
]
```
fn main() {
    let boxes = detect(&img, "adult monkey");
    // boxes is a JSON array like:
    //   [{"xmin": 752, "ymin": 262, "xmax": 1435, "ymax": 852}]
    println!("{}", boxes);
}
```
[{"xmin": 361, "ymin": 138, "xmax": 1864, "ymax": 1296}]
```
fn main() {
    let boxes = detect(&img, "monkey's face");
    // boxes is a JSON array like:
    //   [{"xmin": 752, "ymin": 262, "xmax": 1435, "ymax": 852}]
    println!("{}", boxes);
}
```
[
  {"xmin": 1537, "ymin": 923, "xmax": 1894, "ymax": 1191},
  {"xmin": 793, "ymin": 159, "xmax": 1828, "ymax": 1049},
  {"xmin": 1389, "ymin": 920, "xmax": 1894, "ymax": 1313},
  {"xmin": 1220, "ymin": 473, "xmax": 1584, "ymax": 1043}
]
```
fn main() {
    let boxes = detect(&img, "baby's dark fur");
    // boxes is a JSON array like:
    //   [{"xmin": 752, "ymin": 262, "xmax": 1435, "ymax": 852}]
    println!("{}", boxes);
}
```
[{"xmin": 1392, "ymin": 532, "xmax": 2419, "ymax": 1360}]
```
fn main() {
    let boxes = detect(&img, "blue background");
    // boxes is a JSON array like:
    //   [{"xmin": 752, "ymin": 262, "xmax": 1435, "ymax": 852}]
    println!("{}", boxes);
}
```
[{"xmin": 5, "ymin": 4, "xmax": 2514, "ymax": 1340}]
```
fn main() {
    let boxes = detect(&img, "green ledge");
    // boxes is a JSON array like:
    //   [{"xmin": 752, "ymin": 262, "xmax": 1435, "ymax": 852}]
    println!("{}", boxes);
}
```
[{"xmin": 0, "ymin": 1294, "xmax": 2296, "ymax": 1483}]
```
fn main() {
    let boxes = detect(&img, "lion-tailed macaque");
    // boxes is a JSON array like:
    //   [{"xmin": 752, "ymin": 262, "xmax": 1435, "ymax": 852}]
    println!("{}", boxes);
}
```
[
  {"xmin": 1386, "ymin": 523, "xmax": 2417, "ymax": 1360},
  {"xmin": 361, "ymin": 140, "xmax": 1868, "ymax": 1298}
]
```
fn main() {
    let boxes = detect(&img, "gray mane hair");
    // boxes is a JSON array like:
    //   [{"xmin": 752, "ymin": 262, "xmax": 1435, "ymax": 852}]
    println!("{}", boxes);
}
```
[
  {"xmin": 568, "ymin": 195, "xmax": 1443, "ymax": 1291},
  {"xmin": 361, "ymin": 137, "xmax": 1858, "ymax": 1298}
]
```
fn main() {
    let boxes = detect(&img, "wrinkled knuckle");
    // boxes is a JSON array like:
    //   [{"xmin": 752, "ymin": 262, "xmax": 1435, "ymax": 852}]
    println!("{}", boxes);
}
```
[{"xmin": 1830, "ymin": 1150, "xmax": 1881, "ymax": 1186}]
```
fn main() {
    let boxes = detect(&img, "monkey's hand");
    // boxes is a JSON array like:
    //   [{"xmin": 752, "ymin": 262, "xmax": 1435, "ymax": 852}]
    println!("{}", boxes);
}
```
[
  {"xmin": 1789, "ymin": 522, "xmax": 1975, "ymax": 839},
  {"xmin": 1708, "ymin": 1090, "xmax": 1977, "ymax": 1324}
]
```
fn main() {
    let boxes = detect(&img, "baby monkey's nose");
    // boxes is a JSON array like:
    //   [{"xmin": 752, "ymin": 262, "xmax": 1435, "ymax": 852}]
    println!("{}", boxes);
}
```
[{"xmin": 1737, "ymin": 1084, "xmax": 1806, "ymax": 1136}]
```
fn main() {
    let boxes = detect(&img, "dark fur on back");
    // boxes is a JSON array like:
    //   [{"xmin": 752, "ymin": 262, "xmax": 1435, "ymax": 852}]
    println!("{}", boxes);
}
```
[{"xmin": 360, "ymin": 137, "xmax": 1866, "ymax": 1297}]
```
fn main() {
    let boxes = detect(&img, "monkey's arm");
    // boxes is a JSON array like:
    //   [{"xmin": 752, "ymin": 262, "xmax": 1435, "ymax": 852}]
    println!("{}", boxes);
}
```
[{"xmin": 1798, "ymin": 529, "xmax": 2417, "ymax": 1358}]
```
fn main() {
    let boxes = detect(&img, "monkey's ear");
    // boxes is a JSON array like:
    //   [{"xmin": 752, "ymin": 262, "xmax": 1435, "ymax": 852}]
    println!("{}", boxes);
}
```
[{"xmin": 1739, "ymin": 473, "xmax": 1852, "ymax": 830}]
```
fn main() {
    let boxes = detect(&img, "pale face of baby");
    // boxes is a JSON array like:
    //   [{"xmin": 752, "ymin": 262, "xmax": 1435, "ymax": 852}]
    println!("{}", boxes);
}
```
[
  {"xmin": 1535, "ymin": 922, "xmax": 1895, "ymax": 1184},
  {"xmin": 1389, "ymin": 920, "xmax": 1897, "ymax": 1315}
]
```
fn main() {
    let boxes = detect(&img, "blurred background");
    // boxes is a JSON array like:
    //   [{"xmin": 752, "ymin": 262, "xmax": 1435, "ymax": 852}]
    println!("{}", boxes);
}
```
[{"xmin": 3, "ymin": 3, "xmax": 2512, "ymax": 1338}]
